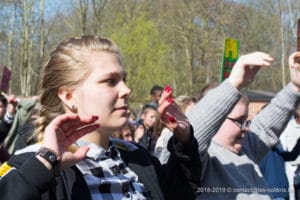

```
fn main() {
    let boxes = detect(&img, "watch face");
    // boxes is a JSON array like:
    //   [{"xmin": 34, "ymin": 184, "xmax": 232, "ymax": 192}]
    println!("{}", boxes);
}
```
[
  {"xmin": 49, "ymin": 154, "xmax": 57, "ymax": 162},
  {"xmin": 37, "ymin": 147, "xmax": 60, "ymax": 168}
]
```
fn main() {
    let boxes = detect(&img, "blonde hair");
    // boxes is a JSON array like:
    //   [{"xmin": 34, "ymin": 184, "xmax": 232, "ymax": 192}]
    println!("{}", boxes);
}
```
[
  {"xmin": 175, "ymin": 95, "xmax": 196, "ymax": 113},
  {"xmin": 34, "ymin": 35, "xmax": 121, "ymax": 141}
]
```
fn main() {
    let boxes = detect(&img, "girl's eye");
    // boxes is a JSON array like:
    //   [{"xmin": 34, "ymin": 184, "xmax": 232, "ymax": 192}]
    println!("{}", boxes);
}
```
[{"xmin": 106, "ymin": 79, "xmax": 117, "ymax": 85}]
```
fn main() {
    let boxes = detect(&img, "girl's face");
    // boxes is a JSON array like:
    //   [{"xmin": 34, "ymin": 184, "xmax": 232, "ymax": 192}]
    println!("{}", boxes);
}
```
[
  {"xmin": 142, "ymin": 109, "xmax": 158, "ymax": 129},
  {"xmin": 72, "ymin": 51, "xmax": 131, "ymax": 133}
]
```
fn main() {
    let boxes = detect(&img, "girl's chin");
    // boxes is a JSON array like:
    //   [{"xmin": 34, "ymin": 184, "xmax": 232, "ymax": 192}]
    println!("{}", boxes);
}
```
[{"xmin": 117, "ymin": 118, "xmax": 129, "ymax": 127}]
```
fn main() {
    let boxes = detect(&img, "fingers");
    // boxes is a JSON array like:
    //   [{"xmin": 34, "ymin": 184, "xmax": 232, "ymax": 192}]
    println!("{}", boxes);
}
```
[
  {"xmin": 43, "ymin": 114, "xmax": 100, "ymax": 154},
  {"xmin": 228, "ymin": 51, "xmax": 273, "ymax": 90},
  {"xmin": 289, "ymin": 52, "xmax": 300, "ymax": 70},
  {"xmin": 72, "ymin": 146, "xmax": 90, "ymax": 161},
  {"xmin": 64, "ymin": 123, "xmax": 100, "ymax": 147},
  {"xmin": 158, "ymin": 85, "xmax": 172, "ymax": 107},
  {"xmin": 60, "ymin": 146, "xmax": 90, "ymax": 170},
  {"xmin": 157, "ymin": 85, "xmax": 178, "ymax": 125},
  {"xmin": 157, "ymin": 97, "xmax": 174, "ymax": 116},
  {"xmin": 289, "ymin": 52, "xmax": 300, "ymax": 92},
  {"xmin": 237, "ymin": 52, "xmax": 273, "ymax": 67},
  {"xmin": 52, "ymin": 114, "xmax": 99, "ymax": 137},
  {"xmin": 158, "ymin": 86, "xmax": 182, "ymax": 129}
]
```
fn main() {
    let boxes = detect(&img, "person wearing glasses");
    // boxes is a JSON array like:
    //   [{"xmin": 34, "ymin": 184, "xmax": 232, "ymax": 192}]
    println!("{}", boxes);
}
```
[{"xmin": 186, "ymin": 51, "xmax": 300, "ymax": 200}]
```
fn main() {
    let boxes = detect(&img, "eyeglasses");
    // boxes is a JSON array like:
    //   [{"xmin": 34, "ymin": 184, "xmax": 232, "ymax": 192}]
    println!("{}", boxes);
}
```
[{"xmin": 226, "ymin": 117, "xmax": 251, "ymax": 130}]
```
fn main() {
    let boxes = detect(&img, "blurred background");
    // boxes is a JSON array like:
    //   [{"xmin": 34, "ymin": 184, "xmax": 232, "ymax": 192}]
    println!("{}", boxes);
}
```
[{"xmin": 0, "ymin": 0, "xmax": 298, "ymax": 110}]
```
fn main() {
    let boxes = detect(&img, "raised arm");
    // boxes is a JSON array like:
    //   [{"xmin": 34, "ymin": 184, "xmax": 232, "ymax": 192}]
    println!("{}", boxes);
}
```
[
  {"xmin": 244, "ymin": 52, "xmax": 300, "ymax": 162},
  {"xmin": 187, "ymin": 52, "xmax": 274, "ymax": 155}
]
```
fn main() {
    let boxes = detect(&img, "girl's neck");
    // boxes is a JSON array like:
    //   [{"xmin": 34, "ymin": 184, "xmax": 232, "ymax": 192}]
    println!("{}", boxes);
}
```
[{"xmin": 80, "ymin": 131, "xmax": 110, "ymax": 150}]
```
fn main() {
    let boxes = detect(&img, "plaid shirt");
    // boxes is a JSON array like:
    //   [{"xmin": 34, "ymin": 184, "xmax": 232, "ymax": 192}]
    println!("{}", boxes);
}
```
[{"xmin": 76, "ymin": 139, "xmax": 148, "ymax": 200}]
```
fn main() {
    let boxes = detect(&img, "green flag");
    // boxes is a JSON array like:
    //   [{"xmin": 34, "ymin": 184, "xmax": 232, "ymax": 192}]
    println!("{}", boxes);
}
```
[{"xmin": 220, "ymin": 38, "xmax": 239, "ymax": 81}]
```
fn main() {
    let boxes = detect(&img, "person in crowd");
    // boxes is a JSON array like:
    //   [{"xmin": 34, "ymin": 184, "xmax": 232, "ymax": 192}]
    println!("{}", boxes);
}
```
[
  {"xmin": 13, "ymin": 99, "xmax": 41, "ymax": 151},
  {"xmin": 149, "ymin": 85, "xmax": 164, "ymax": 108},
  {"xmin": 3, "ymin": 96, "xmax": 38, "ymax": 154},
  {"xmin": 175, "ymin": 95, "xmax": 197, "ymax": 114},
  {"xmin": 0, "ymin": 93, "xmax": 18, "ymax": 144},
  {"xmin": 0, "ymin": 35, "xmax": 201, "ymax": 200},
  {"xmin": 155, "ymin": 95, "xmax": 197, "ymax": 164},
  {"xmin": 135, "ymin": 85, "xmax": 163, "ymax": 123},
  {"xmin": 186, "ymin": 51, "xmax": 300, "ymax": 199},
  {"xmin": 259, "ymin": 140, "xmax": 300, "ymax": 200},
  {"xmin": 257, "ymin": 103, "xmax": 300, "ymax": 200},
  {"xmin": 280, "ymin": 102, "xmax": 300, "ymax": 200},
  {"xmin": 134, "ymin": 104, "xmax": 160, "ymax": 154},
  {"xmin": 112, "ymin": 122, "xmax": 135, "ymax": 142},
  {"xmin": 0, "ymin": 93, "xmax": 18, "ymax": 164}
]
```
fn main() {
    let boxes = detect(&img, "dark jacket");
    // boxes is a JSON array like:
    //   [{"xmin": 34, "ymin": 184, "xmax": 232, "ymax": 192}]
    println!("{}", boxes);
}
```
[
  {"xmin": 0, "ymin": 120, "xmax": 12, "ymax": 144},
  {"xmin": 0, "ymin": 134, "xmax": 201, "ymax": 200},
  {"xmin": 0, "ymin": 120, "xmax": 13, "ymax": 163},
  {"xmin": 259, "ymin": 139, "xmax": 300, "ymax": 199}
]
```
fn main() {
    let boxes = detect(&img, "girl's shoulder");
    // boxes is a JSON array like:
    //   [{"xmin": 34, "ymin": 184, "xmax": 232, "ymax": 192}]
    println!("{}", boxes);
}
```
[
  {"xmin": 0, "ymin": 143, "xmax": 40, "ymax": 176},
  {"xmin": 111, "ymin": 138, "xmax": 139, "ymax": 152}
]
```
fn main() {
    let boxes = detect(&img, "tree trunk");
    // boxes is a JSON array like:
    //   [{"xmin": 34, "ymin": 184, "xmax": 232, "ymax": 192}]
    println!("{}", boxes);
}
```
[
  {"xmin": 33, "ymin": 0, "xmax": 45, "ymax": 94},
  {"xmin": 277, "ymin": 0, "xmax": 286, "ymax": 87},
  {"xmin": 79, "ymin": 0, "xmax": 88, "ymax": 35}
]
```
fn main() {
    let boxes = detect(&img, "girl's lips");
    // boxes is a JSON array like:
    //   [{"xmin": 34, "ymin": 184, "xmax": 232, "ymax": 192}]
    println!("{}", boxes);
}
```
[
  {"xmin": 114, "ymin": 106, "xmax": 130, "ymax": 116},
  {"xmin": 115, "ymin": 106, "xmax": 128, "ymax": 111}
]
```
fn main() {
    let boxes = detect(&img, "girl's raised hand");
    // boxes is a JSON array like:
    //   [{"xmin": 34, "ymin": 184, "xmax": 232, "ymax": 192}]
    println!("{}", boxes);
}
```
[
  {"xmin": 41, "ymin": 113, "xmax": 99, "ymax": 170},
  {"xmin": 157, "ymin": 85, "xmax": 191, "ymax": 144}
]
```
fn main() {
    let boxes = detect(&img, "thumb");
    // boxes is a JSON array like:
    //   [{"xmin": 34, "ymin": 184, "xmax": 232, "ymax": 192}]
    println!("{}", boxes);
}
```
[
  {"xmin": 73, "ymin": 146, "xmax": 90, "ymax": 162},
  {"xmin": 61, "ymin": 146, "xmax": 89, "ymax": 170}
]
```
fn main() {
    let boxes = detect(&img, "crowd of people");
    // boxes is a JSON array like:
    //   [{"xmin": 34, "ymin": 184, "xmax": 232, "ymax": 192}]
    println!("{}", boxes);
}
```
[{"xmin": 0, "ymin": 35, "xmax": 299, "ymax": 200}]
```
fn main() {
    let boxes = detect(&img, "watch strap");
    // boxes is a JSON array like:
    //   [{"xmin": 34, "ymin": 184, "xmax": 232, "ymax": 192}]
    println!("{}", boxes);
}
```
[{"xmin": 36, "ymin": 147, "xmax": 61, "ymax": 176}]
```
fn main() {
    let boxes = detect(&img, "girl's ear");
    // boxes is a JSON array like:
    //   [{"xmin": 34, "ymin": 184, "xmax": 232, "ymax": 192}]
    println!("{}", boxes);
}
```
[{"xmin": 58, "ymin": 86, "xmax": 77, "ymax": 112}]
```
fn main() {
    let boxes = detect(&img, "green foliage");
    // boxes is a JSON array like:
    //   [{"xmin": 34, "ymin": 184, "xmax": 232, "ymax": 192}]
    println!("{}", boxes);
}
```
[
  {"xmin": 109, "ymin": 13, "xmax": 171, "ymax": 106},
  {"xmin": 0, "ymin": 0, "xmax": 298, "ymax": 100}
]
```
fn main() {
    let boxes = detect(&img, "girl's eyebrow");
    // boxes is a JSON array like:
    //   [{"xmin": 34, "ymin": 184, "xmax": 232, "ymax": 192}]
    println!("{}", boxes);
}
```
[{"xmin": 101, "ymin": 71, "xmax": 125, "ymax": 78}]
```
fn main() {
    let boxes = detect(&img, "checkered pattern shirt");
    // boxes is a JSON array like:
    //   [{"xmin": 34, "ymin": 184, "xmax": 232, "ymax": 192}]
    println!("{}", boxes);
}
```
[{"xmin": 75, "ymin": 139, "xmax": 148, "ymax": 200}]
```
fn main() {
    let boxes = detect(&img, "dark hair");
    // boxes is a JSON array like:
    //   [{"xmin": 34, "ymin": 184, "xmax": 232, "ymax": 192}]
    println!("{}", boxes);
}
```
[
  {"xmin": 136, "ymin": 104, "xmax": 158, "ymax": 127},
  {"xmin": 141, "ymin": 104, "xmax": 157, "ymax": 114},
  {"xmin": 150, "ymin": 85, "xmax": 163, "ymax": 96},
  {"xmin": 0, "ymin": 94, "xmax": 7, "ymax": 107}
]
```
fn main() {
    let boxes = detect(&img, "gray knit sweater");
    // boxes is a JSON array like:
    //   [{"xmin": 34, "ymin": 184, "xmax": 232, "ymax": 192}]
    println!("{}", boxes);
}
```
[{"xmin": 187, "ymin": 80, "xmax": 300, "ymax": 200}]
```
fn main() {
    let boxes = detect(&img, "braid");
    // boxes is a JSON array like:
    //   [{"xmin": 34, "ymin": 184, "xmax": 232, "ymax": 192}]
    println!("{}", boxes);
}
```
[{"xmin": 34, "ymin": 89, "xmax": 65, "ymax": 141}]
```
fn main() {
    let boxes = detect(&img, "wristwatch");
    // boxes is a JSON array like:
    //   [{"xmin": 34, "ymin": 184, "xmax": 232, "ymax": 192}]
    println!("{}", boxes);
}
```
[{"xmin": 36, "ymin": 147, "xmax": 61, "ymax": 176}]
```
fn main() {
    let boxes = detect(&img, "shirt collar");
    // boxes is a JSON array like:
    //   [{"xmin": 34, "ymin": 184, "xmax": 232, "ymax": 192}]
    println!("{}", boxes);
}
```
[{"xmin": 76, "ymin": 140, "xmax": 120, "ymax": 161}]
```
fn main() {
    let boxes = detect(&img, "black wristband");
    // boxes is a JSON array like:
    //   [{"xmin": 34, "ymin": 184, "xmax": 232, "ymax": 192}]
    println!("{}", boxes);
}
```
[{"xmin": 36, "ymin": 147, "xmax": 61, "ymax": 176}]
